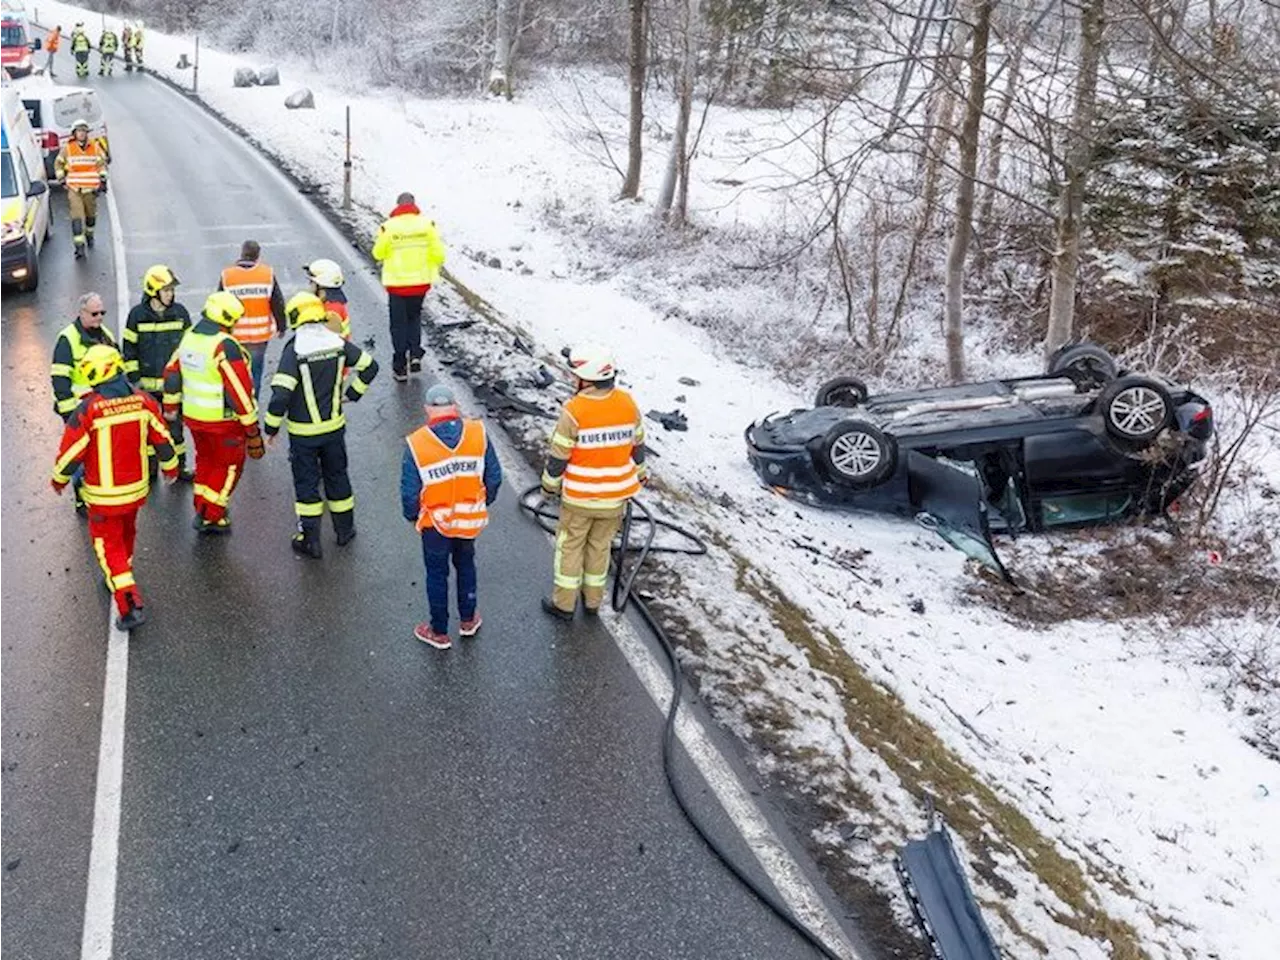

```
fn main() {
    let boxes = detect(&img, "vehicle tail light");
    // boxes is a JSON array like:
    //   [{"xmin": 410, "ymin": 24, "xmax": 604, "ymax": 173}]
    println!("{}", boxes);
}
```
[
  {"xmin": 1188, "ymin": 404, "xmax": 1213, "ymax": 440},
  {"xmin": 1192, "ymin": 407, "xmax": 1212, "ymax": 423},
  {"xmin": 41, "ymin": 130, "xmax": 59, "ymax": 150}
]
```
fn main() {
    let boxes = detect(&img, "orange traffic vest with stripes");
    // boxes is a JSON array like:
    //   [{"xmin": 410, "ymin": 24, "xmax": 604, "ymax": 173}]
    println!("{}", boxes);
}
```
[
  {"xmin": 562, "ymin": 389, "xmax": 641, "ymax": 507},
  {"xmin": 407, "ymin": 420, "xmax": 489, "ymax": 538},
  {"xmin": 220, "ymin": 262, "xmax": 275, "ymax": 345},
  {"xmin": 64, "ymin": 141, "xmax": 102, "ymax": 191}
]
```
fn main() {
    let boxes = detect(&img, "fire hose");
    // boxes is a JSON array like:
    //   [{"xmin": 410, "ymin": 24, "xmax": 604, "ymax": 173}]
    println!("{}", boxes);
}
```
[{"xmin": 518, "ymin": 485, "xmax": 849, "ymax": 959}]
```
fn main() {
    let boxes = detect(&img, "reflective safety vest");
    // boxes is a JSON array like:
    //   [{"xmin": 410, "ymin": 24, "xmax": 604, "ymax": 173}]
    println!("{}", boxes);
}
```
[
  {"xmin": 176, "ymin": 329, "xmax": 236, "ymax": 423},
  {"xmin": 374, "ymin": 213, "xmax": 443, "ymax": 289},
  {"xmin": 51, "ymin": 321, "xmax": 118, "ymax": 416},
  {"xmin": 63, "ymin": 141, "xmax": 102, "ymax": 192},
  {"xmin": 407, "ymin": 420, "xmax": 489, "ymax": 538},
  {"xmin": 561, "ymin": 389, "xmax": 641, "ymax": 508},
  {"xmin": 71, "ymin": 30, "xmax": 90, "ymax": 52},
  {"xmin": 100, "ymin": 31, "xmax": 118, "ymax": 53},
  {"xmin": 221, "ymin": 262, "xmax": 275, "ymax": 345}
]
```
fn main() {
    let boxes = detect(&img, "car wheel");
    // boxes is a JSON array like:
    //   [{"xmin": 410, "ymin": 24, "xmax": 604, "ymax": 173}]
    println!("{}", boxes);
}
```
[
  {"xmin": 1047, "ymin": 342, "xmax": 1118, "ymax": 389},
  {"xmin": 18, "ymin": 247, "xmax": 39, "ymax": 292},
  {"xmin": 815, "ymin": 376, "xmax": 869, "ymax": 408},
  {"xmin": 819, "ymin": 420, "xmax": 897, "ymax": 487},
  {"xmin": 1098, "ymin": 376, "xmax": 1173, "ymax": 446}
]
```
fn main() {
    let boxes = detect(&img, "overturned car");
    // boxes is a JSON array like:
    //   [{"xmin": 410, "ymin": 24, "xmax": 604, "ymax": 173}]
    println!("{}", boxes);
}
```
[{"xmin": 745, "ymin": 344, "xmax": 1214, "ymax": 578}]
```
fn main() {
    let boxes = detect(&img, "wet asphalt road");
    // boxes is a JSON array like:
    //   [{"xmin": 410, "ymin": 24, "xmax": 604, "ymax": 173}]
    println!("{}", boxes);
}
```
[{"xmin": 1, "ymin": 54, "xmax": 841, "ymax": 959}]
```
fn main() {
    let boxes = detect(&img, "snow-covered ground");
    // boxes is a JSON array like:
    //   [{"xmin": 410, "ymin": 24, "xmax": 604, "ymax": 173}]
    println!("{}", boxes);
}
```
[{"xmin": 27, "ymin": 6, "xmax": 1280, "ymax": 958}]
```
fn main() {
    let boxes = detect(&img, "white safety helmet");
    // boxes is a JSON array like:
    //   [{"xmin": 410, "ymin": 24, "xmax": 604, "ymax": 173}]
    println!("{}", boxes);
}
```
[
  {"xmin": 568, "ymin": 343, "xmax": 616, "ymax": 383},
  {"xmin": 72, "ymin": 118, "xmax": 90, "ymax": 133},
  {"xmin": 303, "ymin": 258, "xmax": 344, "ymax": 288}
]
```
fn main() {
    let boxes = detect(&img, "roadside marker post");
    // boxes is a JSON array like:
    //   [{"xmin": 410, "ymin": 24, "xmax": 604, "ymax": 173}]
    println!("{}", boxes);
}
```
[{"xmin": 343, "ymin": 105, "xmax": 352, "ymax": 210}]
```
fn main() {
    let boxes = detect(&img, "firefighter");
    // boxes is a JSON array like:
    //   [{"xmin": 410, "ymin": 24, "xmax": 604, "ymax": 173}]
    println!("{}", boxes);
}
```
[
  {"xmin": 98, "ymin": 26, "xmax": 118, "ymax": 75},
  {"xmin": 123, "ymin": 264, "xmax": 194, "ymax": 480},
  {"xmin": 401, "ymin": 384, "xmax": 502, "ymax": 649},
  {"xmin": 163, "ymin": 292, "xmax": 265, "ymax": 534},
  {"xmin": 219, "ymin": 240, "xmax": 287, "ymax": 395},
  {"xmin": 371, "ymin": 192, "xmax": 446, "ymax": 382},
  {"xmin": 51, "ymin": 293, "xmax": 119, "ymax": 514},
  {"xmin": 70, "ymin": 22, "xmax": 90, "ymax": 78},
  {"xmin": 539, "ymin": 343, "xmax": 648, "ymax": 620},
  {"xmin": 45, "ymin": 25, "xmax": 61, "ymax": 76},
  {"xmin": 128, "ymin": 22, "xmax": 143, "ymax": 69},
  {"xmin": 121, "ymin": 24, "xmax": 132, "ymax": 70},
  {"xmin": 54, "ymin": 119, "xmax": 107, "ymax": 259},
  {"xmin": 52, "ymin": 345, "xmax": 179, "ymax": 632},
  {"xmin": 264, "ymin": 292, "xmax": 378, "ymax": 559},
  {"xmin": 303, "ymin": 258, "xmax": 351, "ymax": 339}
]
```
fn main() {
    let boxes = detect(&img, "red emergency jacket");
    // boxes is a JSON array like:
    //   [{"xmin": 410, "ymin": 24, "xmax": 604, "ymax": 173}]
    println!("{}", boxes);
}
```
[{"xmin": 52, "ymin": 378, "xmax": 177, "ymax": 511}]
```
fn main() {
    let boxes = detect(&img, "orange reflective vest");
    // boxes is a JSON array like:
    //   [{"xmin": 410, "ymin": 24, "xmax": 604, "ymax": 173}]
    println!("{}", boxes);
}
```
[
  {"xmin": 561, "ymin": 389, "xmax": 641, "ymax": 508},
  {"xmin": 47, "ymin": 28, "xmax": 61, "ymax": 52},
  {"xmin": 220, "ymin": 262, "xmax": 275, "ymax": 345},
  {"xmin": 63, "ymin": 141, "xmax": 102, "ymax": 192},
  {"xmin": 407, "ymin": 420, "xmax": 489, "ymax": 538}
]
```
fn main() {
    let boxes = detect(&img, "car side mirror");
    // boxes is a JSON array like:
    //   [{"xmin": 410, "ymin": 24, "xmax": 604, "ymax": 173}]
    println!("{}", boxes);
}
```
[
  {"xmin": 27, "ymin": 180, "xmax": 48, "ymax": 198},
  {"xmin": 30, "ymin": 38, "xmax": 42, "ymax": 50}
]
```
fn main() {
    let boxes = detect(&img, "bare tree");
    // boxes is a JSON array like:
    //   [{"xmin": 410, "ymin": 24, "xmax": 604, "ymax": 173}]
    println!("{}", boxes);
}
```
[
  {"xmin": 943, "ymin": 0, "xmax": 993, "ymax": 382},
  {"xmin": 1045, "ymin": 0, "xmax": 1105, "ymax": 358},
  {"xmin": 654, "ymin": 0, "xmax": 698, "ymax": 224},
  {"xmin": 620, "ymin": 0, "xmax": 646, "ymax": 199}
]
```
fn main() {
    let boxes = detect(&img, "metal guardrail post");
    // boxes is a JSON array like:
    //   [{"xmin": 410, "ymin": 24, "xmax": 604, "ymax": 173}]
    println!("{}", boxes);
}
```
[
  {"xmin": 193, "ymin": 36, "xmax": 199, "ymax": 94},
  {"xmin": 342, "ymin": 104, "xmax": 352, "ymax": 210}
]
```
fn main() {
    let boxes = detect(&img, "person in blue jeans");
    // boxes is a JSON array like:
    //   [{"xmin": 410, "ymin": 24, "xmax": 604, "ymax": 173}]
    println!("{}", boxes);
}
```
[{"xmin": 400, "ymin": 383, "xmax": 502, "ymax": 649}]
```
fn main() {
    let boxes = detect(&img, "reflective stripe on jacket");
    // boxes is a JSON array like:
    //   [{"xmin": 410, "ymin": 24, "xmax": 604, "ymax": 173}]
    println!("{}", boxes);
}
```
[
  {"xmin": 264, "ymin": 324, "xmax": 378, "ymax": 437},
  {"xmin": 221, "ymin": 262, "xmax": 276, "ymax": 344},
  {"xmin": 100, "ymin": 31, "xmax": 118, "ymax": 52},
  {"xmin": 407, "ymin": 420, "xmax": 489, "ymax": 537},
  {"xmin": 51, "ymin": 321, "xmax": 117, "ymax": 417},
  {"xmin": 71, "ymin": 30, "xmax": 90, "ymax": 52},
  {"xmin": 558, "ymin": 389, "xmax": 642, "ymax": 508},
  {"xmin": 122, "ymin": 298, "xmax": 192, "ymax": 392},
  {"xmin": 59, "ymin": 141, "xmax": 103, "ymax": 191}
]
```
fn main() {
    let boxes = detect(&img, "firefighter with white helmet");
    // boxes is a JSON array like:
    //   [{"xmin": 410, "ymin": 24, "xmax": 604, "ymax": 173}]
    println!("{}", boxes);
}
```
[
  {"xmin": 54, "ymin": 119, "xmax": 107, "ymax": 259},
  {"xmin": 303, "ymin": 258, "xmax": 352, "ymax": 339},
  {"xmin": 539, "ymin": 343, "xmax": 649, "ymax": 619}
]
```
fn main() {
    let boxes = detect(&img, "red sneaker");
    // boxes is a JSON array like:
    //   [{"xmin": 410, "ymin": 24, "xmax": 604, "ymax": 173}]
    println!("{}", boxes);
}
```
[
  {"xmin": 413, "ymin": 623, "xmax": 451, "ymax": 650},
  {"xmin": 459, "ymin": 614, "xmax": 482, "ymax": 637}
]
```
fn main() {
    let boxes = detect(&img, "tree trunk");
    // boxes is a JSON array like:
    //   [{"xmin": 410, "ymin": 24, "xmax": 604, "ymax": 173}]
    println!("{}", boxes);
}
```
[
  {"xmin": 655, "ymin": 0, "xmax": 696, "ymax": 223},
  {"xmin": 488, "ymin": 0, "xmax": 514, "ymax": 99},
  {"xmin": 1045, "ymin": 0, "xmax": 1105, "ymax": 359},
  {"xmin": 975, "ymin": 41, "xmax": 1023, "ymax": 279},
  {"xmin": 943, "ymin": 0, "xmax": 992, "ymax": 383},
  {"xmin": 620, "ymin": 0, "xmax": 646, "ymax": 199}
]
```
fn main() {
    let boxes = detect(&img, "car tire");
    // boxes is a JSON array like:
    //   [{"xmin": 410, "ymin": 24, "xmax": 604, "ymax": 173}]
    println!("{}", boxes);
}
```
[
  {"xmin": 1098, "ymin": 376, "xmax": 1173, "ymax": 446},
  {"xmin": 1047, "ymin": 342, "xmax": 1118, "ymax": 389},
  {"xmin": 815, "ymin": 376, "xmax": 869, "ymax": 408},
  {"xmin": 818, "ymin": 419, "xmax": 897, "ymax": 487},
  {"xmin": 18, "ymin": 247, "xmax": 39, "ymax": 292}
]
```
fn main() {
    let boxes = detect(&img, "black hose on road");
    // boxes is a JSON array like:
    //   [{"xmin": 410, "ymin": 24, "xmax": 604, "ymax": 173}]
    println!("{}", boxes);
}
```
[{"xmin": 518, "ymin": 485, "xmax": 848, "ymax": 960}]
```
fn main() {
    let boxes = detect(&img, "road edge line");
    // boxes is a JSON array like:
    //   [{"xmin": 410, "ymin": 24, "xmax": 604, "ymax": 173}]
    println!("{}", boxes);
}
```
[
  {"xmin": 139, "ymin": 73, "xmax": 858, "ymax": 956},
  {"xmin": 79, "ymin": 184, "xmax": 132, "ymax": 960}
]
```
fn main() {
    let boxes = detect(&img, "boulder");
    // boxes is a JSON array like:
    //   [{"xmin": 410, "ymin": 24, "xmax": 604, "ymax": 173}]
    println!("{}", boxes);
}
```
[
  {"xmin": 175, "ymin": 53, "xmax": 191, "ymax": 69},
  {"xmin": 233, "ymin": 67, "xmax": 258, "ymax": 88},
  {"xmin": 257, "ymin": 65, "xmax": 280, "ymax": 86},
  {"xmin": 284, "ymin": 88, "xmax": 315, "ymax": 110}
]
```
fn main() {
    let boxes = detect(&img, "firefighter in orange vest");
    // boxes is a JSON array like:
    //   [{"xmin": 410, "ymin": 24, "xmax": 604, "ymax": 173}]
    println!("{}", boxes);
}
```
[
  {"xmin": 539, "ymin": 344, "xmax": 648, "ymax": 620},
  {"xmin": 218, "ymin": 240, "xmax": 287, "ymax": 395},
  {"xmin": 54, "ymin": 119, "xmax": 107, "ymax": 259},
  {"xmin": 401, "ymin": 384, "xmax": 503, "ymax": 650},
  {"xmin": 52, "ymin": 345, "xmax": 179, "ymax": 631},
  {"xmin": 44, "ymin": 25, "xmax": 61, "ymax": 75},
  {"xmin": 162, "ymin": 292, "xmax": 265, "ymax": 534}
]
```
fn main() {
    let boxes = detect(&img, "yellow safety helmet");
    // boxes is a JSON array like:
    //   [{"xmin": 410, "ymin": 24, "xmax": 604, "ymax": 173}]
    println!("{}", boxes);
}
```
[
  {"xmin": 203, "ymin": 291, "xmax": 245, "ymax": 327},
  {"xmin": 285, "ymin": 291, "xmax": 327, "ymax": 329},
  {"xmin": 142, "ymin": 264, "xmax": 179, "ymax": 298},
  {"xmin": 78, "ymin": 344, "xmax": 125, "ymax": 388}
]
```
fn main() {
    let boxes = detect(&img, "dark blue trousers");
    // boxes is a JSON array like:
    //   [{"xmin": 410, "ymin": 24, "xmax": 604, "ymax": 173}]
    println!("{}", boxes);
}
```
[{"xmin": 420, "ymin": 528, "xmax": 477, "ymax": 633}]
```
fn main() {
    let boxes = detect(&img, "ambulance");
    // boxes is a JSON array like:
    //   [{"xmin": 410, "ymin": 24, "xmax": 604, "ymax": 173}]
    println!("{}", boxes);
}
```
[{"xmin": 1, "ymin": 86, "xmax": 50, "ymax": 290}]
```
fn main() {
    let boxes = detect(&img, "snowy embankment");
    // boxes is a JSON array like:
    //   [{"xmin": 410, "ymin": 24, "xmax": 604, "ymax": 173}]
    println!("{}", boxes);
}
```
[{"xmin": 37, "ymin": 4, "xmax": 1280, "ymax": 957}]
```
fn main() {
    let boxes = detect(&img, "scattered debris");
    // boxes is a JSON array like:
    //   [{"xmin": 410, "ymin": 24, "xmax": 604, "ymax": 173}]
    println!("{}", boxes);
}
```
[
  {"xmin": 678, "ymin": 376, "xmax": 700, "ymax": 387},
  {"xmin": 674, "ymin": 394, "xmax": 687, "ymax": 403},
  {"xmin": 909, "ymin": 598, "xmax": 926, "ymax": 615},
  {"xmin": 474, "ymin": 383, "xmax": 554, "ymax": 419},
  {"xmin": 175, "ymin": 53, "xmax": 191, "ymax": 69},
  {"xmin": 519, "ymin": 366, "xmax": 556, "ymax": 390},
  {"xmin": 646, "ymin": 409, "xmax": 689, "ymax": 432},
  {"xmin": 285, "ymin": 89, "xmax": 315, "ymax": 110},
  {"xmin": 487, "ymin": 256, "xmax": 503, "ymax": 269},
  {"xmin": 513, "ymin": 335, "xmax": 534, "ymax": 356}
]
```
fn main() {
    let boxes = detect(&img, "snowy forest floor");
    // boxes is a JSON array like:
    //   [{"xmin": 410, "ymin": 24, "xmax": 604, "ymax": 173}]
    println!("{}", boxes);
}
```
[{"xmin": 30, "ymin": 5, "xmax": 1280, "ymax": 957}]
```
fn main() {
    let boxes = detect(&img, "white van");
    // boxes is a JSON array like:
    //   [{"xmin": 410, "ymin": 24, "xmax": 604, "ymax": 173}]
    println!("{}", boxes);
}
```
[
  {"xmin": 1, "ymin": 86, "xmax": 50, "ymax": 290},
  {"xmin": 12, "ymin": 77, "xmax": 109, "ymax": 178}
]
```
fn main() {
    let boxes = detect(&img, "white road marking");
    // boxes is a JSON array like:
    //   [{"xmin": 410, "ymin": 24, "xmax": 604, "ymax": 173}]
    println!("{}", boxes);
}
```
[
  {"xmin": 79, "ymin": 185, "xmax": 133, "ymax": 960},
  {"xmin": 124, "ymin": 240, "xmax": 303, "ymax": 256},
  {"xmin": 146, "ymin": 75, "xmax": 856, "ymax": 956},
  {"xmin": 123, "ymin": 222, "xmax": 291, "ymax": 239}
]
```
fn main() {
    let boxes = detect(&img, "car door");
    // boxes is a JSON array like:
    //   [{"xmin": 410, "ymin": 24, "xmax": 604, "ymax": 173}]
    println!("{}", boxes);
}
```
[
  {"xmin": 906, "ymin": 450, "xmax": 1011, "ymax": 582},
  {"xmin": 1022, "ymin": 429, "xmax": 1140, "ymax": 529}
]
